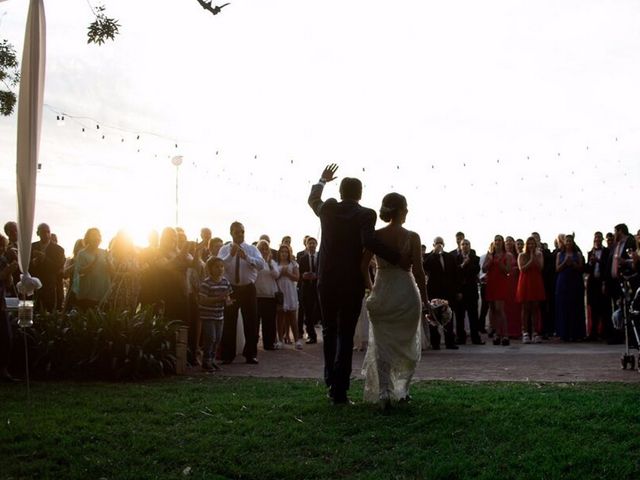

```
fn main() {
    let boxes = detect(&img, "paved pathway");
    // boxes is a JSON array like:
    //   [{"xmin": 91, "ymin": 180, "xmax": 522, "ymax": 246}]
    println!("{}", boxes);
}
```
[{"xmin": 195, "ymin": 334, "xmax": 640, "ymax": 383}]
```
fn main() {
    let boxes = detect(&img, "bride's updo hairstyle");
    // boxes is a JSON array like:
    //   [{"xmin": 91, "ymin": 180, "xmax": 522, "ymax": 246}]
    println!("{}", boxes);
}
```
[{"xmin": 379, "ymin": 192, "xmax": 407, "ymax": 222}]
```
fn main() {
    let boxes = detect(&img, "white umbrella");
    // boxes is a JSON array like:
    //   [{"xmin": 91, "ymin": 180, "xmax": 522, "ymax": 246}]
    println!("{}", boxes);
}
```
[{"xmin": 15, "ymin": 0, "xmax": 46, "ymax": 307}]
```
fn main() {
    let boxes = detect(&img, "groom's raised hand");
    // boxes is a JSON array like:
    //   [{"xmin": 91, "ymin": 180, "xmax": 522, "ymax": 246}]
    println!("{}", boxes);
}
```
[{"xmin": 321, "ymin": 164, "xmax": 339, "ymax": 183}]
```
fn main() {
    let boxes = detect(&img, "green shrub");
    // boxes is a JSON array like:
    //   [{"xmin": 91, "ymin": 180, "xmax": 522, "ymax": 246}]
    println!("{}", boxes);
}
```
[{"xmin": 10, "ymin": 307, "xmax": 181, "ymax": 380}]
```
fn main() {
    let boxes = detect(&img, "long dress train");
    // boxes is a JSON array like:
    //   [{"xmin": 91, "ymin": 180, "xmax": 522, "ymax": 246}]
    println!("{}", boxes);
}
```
[{"xmin": 362, "ymin": 255, "xmax": 422, "ymax": 403}]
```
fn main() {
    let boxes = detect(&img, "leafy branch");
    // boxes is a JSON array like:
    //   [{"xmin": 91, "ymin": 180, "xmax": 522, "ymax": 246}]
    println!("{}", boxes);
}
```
[
  {"xmin": 86, "ymin": 4, "xmax": 121, "ymax": 45},
  {"xmin": 0, "ymin": 39, "xmax": 19, "ymax": 115}
]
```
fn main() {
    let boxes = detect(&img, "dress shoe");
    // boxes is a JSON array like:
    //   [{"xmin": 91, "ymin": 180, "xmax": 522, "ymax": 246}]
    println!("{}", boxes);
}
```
[
  {"xmin": 471, "ymin": 338, "xmax": 486, "ymax": 345},
  {"xmin": 455, "ymin": 338, "xmax": 467, "ymax": 345},
  {"xmin": 445, "ymin": 344, "xmax": 459, "ymax": 350},
  {"xmin": 221, "ymin": 359, "xmax": 233, "ymax": 365},
  {"xmin": 332, "ymin": 396, "xmax": 354, "ymax": 405},
  {"xmin": 245, "ymin": 357, "xmax": 259, "ymax": 365},
  {"xmin": 431, "ymin": 344, "xmax": 441, "ymax": 350},
  {"xmin": 305, "ymin": 338, "xmax": 317, "ymax": 344}
]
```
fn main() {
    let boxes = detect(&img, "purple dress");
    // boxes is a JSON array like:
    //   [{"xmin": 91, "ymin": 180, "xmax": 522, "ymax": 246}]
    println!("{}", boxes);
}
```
[{"xmin": 555, "ymin": 252, "xmax": 586, "ymax": 341}]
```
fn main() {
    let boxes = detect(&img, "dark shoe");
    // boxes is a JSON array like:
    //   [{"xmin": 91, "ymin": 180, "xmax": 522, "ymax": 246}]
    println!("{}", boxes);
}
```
[
  {"xmin": 379, "ymin": 398, "xmax": 392, "ymax": 412},
  {"xmin": 455, "ymin": 338, "xmax": 466, "ymax": 345},
  {"xmin": 501, "ymin": 337, "xmax": 510, "ymax": 346},
  {"xmin": 445, "ymin": 344, "xmax": 459, "ymax": 350},
  {"xmin": 332, "ymin": 396, "xmax": 354, "ymax": 405},
  {"xmin": 202, "ymin": 363, "xmax": 214, "ymax": 372},
  {"xmin": 471, "ymin": 337, "xmax": 486, "ymax": 345},
  {"xmin": 305, "ymin": 338, "xmax": 317, "ymax": 344},
  {"xmin": 0, "ymin": 374, "xmax": 19, "ymax": 383},
  {"xmin": 245, "ymin": 357, "xmax": 259, "ymax": 365},
  {"xmin": 431, "ymin": 344, "xmax": 441, "ymax": 350},
  {"xmin": 221, "ymin": 359, "xmax": 233, "ymax": 365}
]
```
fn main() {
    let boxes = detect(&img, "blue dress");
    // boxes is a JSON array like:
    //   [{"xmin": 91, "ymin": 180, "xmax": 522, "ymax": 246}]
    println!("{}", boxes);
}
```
[{"xmin": 555, "ymin": 252, "xmax": 586, "ymax": 341}]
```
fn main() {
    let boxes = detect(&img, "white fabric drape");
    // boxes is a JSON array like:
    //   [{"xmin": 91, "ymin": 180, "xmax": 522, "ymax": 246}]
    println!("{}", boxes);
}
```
[{"xmin": 16, "ymin": 0, "xmax": 46, "ymax": 295}]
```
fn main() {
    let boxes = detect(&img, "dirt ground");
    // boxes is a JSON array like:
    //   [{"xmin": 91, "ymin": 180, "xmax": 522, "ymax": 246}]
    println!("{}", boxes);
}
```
[{"xmin": 192, "ymin": 329, "xmax": 640, "ymax": 383}]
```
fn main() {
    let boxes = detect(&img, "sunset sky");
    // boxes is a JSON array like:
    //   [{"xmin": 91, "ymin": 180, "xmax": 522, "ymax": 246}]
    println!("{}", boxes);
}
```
[{"xmin": 1, "ymin": 0, "xmax": 639, "ymax": 253}]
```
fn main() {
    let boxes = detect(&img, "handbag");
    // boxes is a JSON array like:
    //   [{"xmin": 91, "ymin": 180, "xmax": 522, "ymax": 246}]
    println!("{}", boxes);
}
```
[{"xmin": 274, "ymin": 290, "xmax": 284, "ymax": 306}]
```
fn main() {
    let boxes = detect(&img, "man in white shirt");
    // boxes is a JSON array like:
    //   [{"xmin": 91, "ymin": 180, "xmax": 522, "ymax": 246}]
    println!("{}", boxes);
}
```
[{"xmin": 218, "ymin": 221, "xmax": 266, "ymax": 364}]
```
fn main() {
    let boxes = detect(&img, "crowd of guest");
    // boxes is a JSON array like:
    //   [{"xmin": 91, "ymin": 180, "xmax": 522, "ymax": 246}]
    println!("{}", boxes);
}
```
[
  {"xmin": 1, "ymin": 218, "xmax": 639, "ymax": 380},
  {"xmin": 0, "ymin": 220, "xmax": 322, "ymax": 377},
  {"xmin": 419, "ymin": 225, "xmax": 640, "ymax": 350}
]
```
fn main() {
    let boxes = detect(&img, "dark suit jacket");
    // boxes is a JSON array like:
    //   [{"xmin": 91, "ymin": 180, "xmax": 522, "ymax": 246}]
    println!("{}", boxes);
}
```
[
  {"xmin": 584, "ymin": 247, "xmax": 610, "ymax": 279},
  {"xmin": 298, "ymin": 252, "xmax": 319, "ymax": 293},
  {"xmin": 308, "ymin": 183, "xmax": 399, "ymax": 292},
  {"xmin": 606, "ymin": 236, "xmax": 637, "ymax": 281},
  {"xmin": 30, "ymin": 241, "xmax": 65, "ymax": 288},
  {"xmin": 423, "ymin": 251, "xmax": 460, "ymax": 302},
  {"xmin": 450, "ymin": 248, "xmax": 477, "ymax": 257},
  {"xmin": 453, "ymin": 251, "xmax": 480, "ymax": 299}
]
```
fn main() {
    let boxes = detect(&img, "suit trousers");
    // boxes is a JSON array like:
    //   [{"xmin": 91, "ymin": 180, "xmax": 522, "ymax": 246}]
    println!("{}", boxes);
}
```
[
  {"xmin": 318, "ymin": 285, "xmax": 363, "ymax": 399},
  {"xmin": 222, "ymin": 283, "xmax": 258, "ymax": 361},
  {"xmin": 300, "ymin": 282, "xmax": 320, "ymax": 341},
  {"xmin": 454, "ymin": 292, "xmax": 481, "ymax": 342},
  {"xmin": 35, "ymin": 283, "xmax": 58, "ymax": 313},
  {"xmin": 256, "ymin": 296, "xmax": 277, "ymax": 350}
]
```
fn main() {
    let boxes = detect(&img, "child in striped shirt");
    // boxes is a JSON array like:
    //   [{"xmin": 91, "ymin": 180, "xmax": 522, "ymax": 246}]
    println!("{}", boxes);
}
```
[{"xmin": 199, "ymin": 257, "xmax": 233, "ymax": 371}]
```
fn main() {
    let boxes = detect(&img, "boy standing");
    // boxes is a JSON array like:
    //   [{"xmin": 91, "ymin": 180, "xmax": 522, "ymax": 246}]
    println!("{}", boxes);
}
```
[{"xmin": 199, "ymin": 257, "xmax": 233, "ymax": 371}]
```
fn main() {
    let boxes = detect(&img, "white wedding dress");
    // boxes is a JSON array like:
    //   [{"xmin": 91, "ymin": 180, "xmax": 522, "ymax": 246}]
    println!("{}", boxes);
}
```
[{"xmin": 362, "ymin": 253, "xmax": 422, "ymax": 403}]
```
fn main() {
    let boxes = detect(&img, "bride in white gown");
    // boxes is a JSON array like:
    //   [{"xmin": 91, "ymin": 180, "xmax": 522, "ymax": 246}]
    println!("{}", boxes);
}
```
[{"xmin": 361, "ymin": 193, "xmax": 428, "ymax": 407}]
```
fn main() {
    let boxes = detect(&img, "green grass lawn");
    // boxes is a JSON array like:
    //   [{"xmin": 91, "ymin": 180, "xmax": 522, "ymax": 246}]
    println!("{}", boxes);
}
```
[{"xmin": 2, "ymin": 377, "xmax": 640, "ymax": 480}]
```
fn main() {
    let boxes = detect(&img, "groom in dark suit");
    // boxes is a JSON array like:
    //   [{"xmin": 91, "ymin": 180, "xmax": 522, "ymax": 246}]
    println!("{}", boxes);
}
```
[{"xmin": 308, "ymin": 164, "xmax": 404, "ymax": 404}]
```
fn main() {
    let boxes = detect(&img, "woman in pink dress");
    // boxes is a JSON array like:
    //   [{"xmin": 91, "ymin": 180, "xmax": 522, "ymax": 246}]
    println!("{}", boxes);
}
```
[
  {"xmin": 482, "ymin": 235, "xmax": 514, "ymax": 346},
  {"xmin": 504, "ymin": 236, "xmax": 522, "ymax": 338},
  {"xmin": 516, "ymin": 237, "xmax": 546, "ymax": 344}
]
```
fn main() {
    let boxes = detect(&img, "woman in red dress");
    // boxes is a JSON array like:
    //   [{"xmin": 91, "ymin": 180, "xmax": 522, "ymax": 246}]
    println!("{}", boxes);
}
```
[
  {"xmin": 482, "ymin": 235, "xmax": 514, "ymax": 346},
  {"xmin": 516, "ymin": 237, "xmax": 546, "ymax": 344}
]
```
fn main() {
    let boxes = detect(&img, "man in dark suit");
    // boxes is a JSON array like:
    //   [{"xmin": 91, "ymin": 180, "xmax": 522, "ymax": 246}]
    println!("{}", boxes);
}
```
[
  {"xmin": 295, "ymin": 236, "xmax": 309, "ymax": 339},
  {"xmin": 298, "ymin": 237, "xmax": 320, "ymax": 344},
  {"xmin": 606, "ymin": 224, "xmax": 638, "ymax": 295},
  {"xmin": 30, "ymin": 223, "xmax": 65, "ymax": 313},
  {"xmin": 308, "ymin": 164, "xmax": 404, "ymax": 404},
  {"xmin": 449, "ymin": 231, "xmax": 476, "ymax": 257},
  {"xmin": 605, "ymin": 223, "xmax": 638, "ymax": 344},
  {"xmin": 584, "ymin": 231, "xmax": 610, "ymax": 340},
  {"xmin": 452, "ymin": 238, "xmax": 483, "ymax": 345},
  {"xmin": 423, "ymin": 236, "xmax": 459, "ymax": 350}
]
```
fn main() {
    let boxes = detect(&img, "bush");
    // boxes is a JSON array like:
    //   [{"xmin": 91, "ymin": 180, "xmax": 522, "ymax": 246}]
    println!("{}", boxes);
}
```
[{"xmin": 9, "ymin": 307, "xmax": 181, "ymax": 381}]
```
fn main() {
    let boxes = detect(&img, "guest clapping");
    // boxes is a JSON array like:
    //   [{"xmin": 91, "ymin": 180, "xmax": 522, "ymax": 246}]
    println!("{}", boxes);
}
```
[
  {"xmin": 555, "ymin": 234, "xmax": 585, "ymax": 342},
  {"xmin": 276, "ymin": 244, "xmax": 301, "ymax": 349},
  {"xmin": 482, "ymin": 235, "xmax": 513, "ymax": 346},
  {"xmin": 255, "ymin": 240, "xmax": 279, "ymax": 350},
  {"xmin": 516, "ymin": 237, "xmax": 545, "ymax": 344},
  {"xmin": 72, "ymin": 228, "xmax": 112, "ymax": 311}
]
